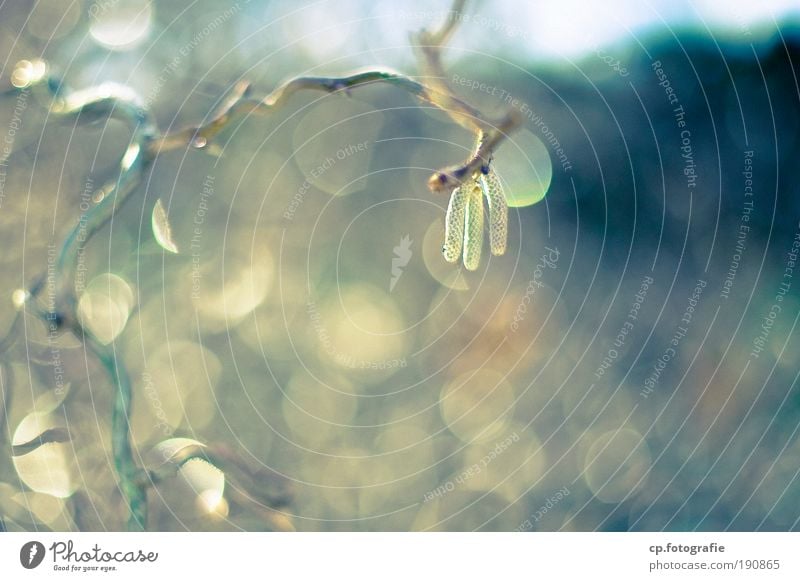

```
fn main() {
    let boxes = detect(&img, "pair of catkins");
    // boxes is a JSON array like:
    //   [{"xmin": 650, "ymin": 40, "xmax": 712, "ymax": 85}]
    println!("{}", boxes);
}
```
[{"xmin": 442, "ymin": 165, "xmax": 508, "ymax": 271}]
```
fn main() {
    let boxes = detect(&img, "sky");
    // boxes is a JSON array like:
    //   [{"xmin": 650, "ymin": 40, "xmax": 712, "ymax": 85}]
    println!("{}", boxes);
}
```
[{"xmin": 221, "ymin": 0, "xmax": 800, "ymax": 73}]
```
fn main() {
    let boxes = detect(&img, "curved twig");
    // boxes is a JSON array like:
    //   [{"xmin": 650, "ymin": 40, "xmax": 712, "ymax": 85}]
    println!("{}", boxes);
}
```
[{"xmin": 151, "ymin": 68, "xmax": 498, "ymax": 194}]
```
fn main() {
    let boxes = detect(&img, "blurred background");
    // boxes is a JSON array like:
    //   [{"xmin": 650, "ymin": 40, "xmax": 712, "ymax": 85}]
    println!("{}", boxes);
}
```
[{"xmin": 1, "ymin": 0, "xmax": 800, "ymax": 531}]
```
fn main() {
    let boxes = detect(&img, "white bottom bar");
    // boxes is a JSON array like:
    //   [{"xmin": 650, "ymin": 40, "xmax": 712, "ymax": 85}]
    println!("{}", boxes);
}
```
[{"xmin": 1, "ymin": 532, "xmax": 797, "ymax": 580}]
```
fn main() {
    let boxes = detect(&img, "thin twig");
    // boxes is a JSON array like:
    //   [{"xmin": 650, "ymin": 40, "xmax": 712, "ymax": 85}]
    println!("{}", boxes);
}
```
[
  {"xmin": 151, "ymin": 69, "xmax": 491, "ymax": 161},
  {"xmin": 414, "ymin": 1, "xmax": 522, "ymax": 191}
]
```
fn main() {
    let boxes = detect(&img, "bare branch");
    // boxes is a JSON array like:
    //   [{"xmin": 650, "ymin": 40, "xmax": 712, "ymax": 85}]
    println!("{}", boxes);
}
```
[
  {"xmin": 153, "ymin": 0, "xmax": 522, "ymax": 195},
  {"xmin": 425, "ymin": 0, "xmax": 468, "ymax": 47},
  {"xmin": 151, "ymin": 69, "xmax": 490, "ymax": 158}
]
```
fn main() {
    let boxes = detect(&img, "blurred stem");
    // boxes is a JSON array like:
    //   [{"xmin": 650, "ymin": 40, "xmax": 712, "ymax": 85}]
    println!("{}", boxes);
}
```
[
  {"xmin": 0, "ymin": 71, "xmax": 156, "ymax": 531},
  {"xmin": 142, "ymin": 442, "xmax": 292, "ymax": 531},
  {"xmin": 52, "ymin": 84, "xmax": 159, "ymax": 317},
  {"xmin": 0, "ymin": 362, "xmax": 11, "ymax": 442},
  {"xmin": 87, "ymin": 333, "xmax": 147, "ymax": 531}
]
